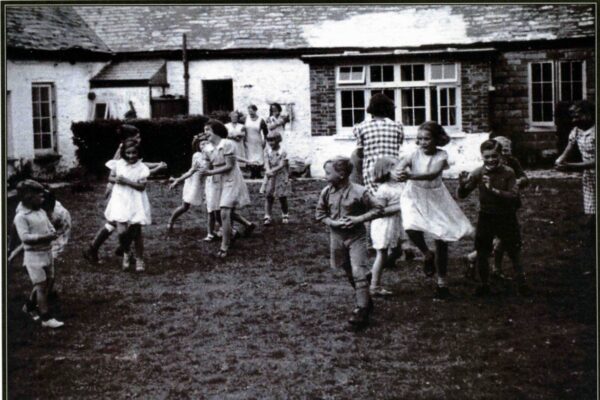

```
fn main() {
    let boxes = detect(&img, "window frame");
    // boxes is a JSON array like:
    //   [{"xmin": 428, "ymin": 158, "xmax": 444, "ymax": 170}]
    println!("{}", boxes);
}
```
[
  {"xmin": 429, "ymin": 63, "xmax": 458, "ymax": 83},
  {"xmin": 336, "ymin": 65, "xmax": 367, "ymax": 85},
  {"xmin": 31, "ymin": 82, "xmax": 58, "ymax": 155},
  {"xmin": 558, "ymin": 60, "xmax": 586, "ymax": 103}
]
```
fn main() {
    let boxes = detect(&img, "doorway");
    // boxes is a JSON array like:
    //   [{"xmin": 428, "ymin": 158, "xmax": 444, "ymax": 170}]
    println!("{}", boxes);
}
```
[{"xmin": 202, "ymin": 79, "xmax": 233, "ymax": 114}]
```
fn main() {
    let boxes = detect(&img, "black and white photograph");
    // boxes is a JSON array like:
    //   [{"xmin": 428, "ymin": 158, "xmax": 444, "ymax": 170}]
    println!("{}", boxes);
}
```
[{"xmin": 3, "ymin": 2, "xmax": 597, "ymax": 398}]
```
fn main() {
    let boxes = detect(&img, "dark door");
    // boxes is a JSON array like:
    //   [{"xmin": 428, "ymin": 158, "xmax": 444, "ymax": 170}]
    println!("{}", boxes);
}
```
[{"xmin": 203, "ymin": 79, "xmax": 233, "ymax": 114}]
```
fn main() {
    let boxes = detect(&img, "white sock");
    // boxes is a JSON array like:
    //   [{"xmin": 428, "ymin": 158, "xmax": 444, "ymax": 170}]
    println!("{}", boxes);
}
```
[{"xmin": 437, "ymin": 276, "xmax": 447, "ymax": 287}]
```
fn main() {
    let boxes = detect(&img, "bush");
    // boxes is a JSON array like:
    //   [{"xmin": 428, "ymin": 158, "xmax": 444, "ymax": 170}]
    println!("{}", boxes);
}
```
[{"xmin": 71, "ymin": 115, "xmax": 209, "ymax": 177}]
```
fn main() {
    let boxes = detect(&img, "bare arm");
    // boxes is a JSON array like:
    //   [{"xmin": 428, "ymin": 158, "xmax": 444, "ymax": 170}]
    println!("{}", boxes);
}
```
[
  {"xmin": 202, "ymin": 155, "xmax": 235, "ymax": 176},
  {"xmin": 114, "ymin": 175, "xmax": 147, "ymax": 191},
  {"xmin": 404, "ymin": 158, "xmax": 446, "ymax": 181}
]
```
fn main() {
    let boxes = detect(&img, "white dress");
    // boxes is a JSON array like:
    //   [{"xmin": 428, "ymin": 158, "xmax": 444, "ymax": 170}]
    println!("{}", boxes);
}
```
[
  {"xmin": 225, "ymin": 122, "xmax": 247, "ymax": 167},
  {"xmin": 401, "ymin": 148, "xmax": 473, "ymax": 242},
  {"xmin": 49, "ymin": 201, "xmax": 71, "ymax": 258},
  {"xmin": 182, "ymin": 152, "xmax": 205, "ymax": 206},
  {"xmin": 104, "ymin": 159, "xmax": 152, "ymax": 225},
  {"xmin": 370, "ymin": 182, "xmax": 406, "ymax": 249},
  {"xmin": 244, "ymin": 116, "xmax": 265, "ymax": 166}
]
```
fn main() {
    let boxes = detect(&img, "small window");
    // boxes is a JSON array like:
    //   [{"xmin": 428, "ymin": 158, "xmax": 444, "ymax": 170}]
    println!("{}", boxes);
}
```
[
  {"xmin": 430, "ymin": 63, "xmax": 457, "ymax": 81},
  {"xmin": 340, "ymin": 90, "xmax": 366, "ymax": 127},
  {"xmin": 559, "ymin": 61, "xmax": 584, "ymax": 102},
  {"xmin": 400, "ymin": 64, "xmax": 425, "ymax": 82},
  {"xmin": 401, "ymin": 88, "xmax": 426, "ymax": 126},
  {"xmin": 32, "ymin": 83, "xmax": 57, "ymax": 153},
  {"xmin": 370, "ymin": 65, "xmax": 394, "ymax": 83},
  {"xmin": 337, "ymin": 66, "xmax": 366, "ymax": 85},
  {"xmin": 530, "ymin": 62, "xmax": 554, "ymax": 123},
  {"xmin": 439, "ymin": 87, "xmax": 457, "ymax": 126}
]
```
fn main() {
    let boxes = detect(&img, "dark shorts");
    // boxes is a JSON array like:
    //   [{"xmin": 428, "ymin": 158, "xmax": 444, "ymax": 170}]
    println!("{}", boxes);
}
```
[{"xmin": 475, "ymin": 212, "xmax": 521, "ymax": 255}]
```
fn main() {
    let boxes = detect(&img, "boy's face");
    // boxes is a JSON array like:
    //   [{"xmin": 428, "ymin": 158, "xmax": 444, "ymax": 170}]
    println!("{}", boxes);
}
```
[
  {"xmin": 24, "ymin": 190, "xmax": 45, "ymax": 210},
  {"xmin": 500, "ymin": 145, "xmax": 512, "ymax": 157},
  {"xmin": 570, "ymin": 106, "xmax": 594, "ymax": 130},
  {"xmin": 324, "ymin": 163, "xmax": 344, "ymax": 185},
  {"xmin": 482, "ymin": 149, "xmax": 501, "ymax": 170}
]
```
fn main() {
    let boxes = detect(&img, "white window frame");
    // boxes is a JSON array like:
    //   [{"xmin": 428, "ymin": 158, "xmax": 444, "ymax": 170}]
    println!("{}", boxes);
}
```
[
  {"xmin": 429, "ymin": 63, "xmax": 458, "ymax": 83},
  {"xmin": 336, "ymin": 89, "xmax": 369, "ymax": 129},
  {"xmin": 528, "ymin": 61, "xmax": 555, "ymax": 126},
  {"xmin": 558, "ymin": 60, "xmax": 586, "ymax": 102},
  {"xmin": 337, "ymin": 66, "xmax": 366, "ymax": 85},
  {"xmin": 399, "ymin": 63, "xmax": 427, "ymax": 85},
  {"xmin": 435, "ymin": 85, "xmax": 461, "ymax": 128},
  {"xmin": 32, "ymin": 82, "xmax": 58, "ymax": 155},
  {"xmin": 368, "ymin": 64, "xmax": 396, "ymax": 85}
]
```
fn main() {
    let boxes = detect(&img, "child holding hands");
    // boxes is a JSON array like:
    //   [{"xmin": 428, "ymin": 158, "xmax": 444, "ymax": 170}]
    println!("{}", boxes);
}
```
[
  {"xmin": 316, "ymin": 157, "xmax": 384, "ymax": 328},
  {"xmin": 261, "ymin": 131, "xmax": 291, "ymax": 225}
]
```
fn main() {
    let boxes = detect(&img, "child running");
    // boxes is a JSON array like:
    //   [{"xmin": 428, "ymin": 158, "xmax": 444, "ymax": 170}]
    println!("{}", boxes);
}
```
[
  {"xmin": 167, "ymin": 134, "xmax": 213, "ymax": 232},
  {"xmin": 105, "ymin": 138, "xmax": 152, "ymax": 272},
  {"xmin": 316, "ymin": 157, "xmax": 384, "ymax": 328},
  {"xmin": 399, "ymin": 121, "xmax": 473, "ymax": 299},
  {"xmin": 458, "ymin": 140, "xmax": 530, "ymax": 296},
  {"xmin": 369, "ymin": 156, "xmax": 406, "ymax": 297},
  {"xmin": 261, "ymin": 131, "xmax": 291, "ymax": 225},
  {"xmin": 13, "ymin": 180, "xmax": 64, "ymax": 328}
]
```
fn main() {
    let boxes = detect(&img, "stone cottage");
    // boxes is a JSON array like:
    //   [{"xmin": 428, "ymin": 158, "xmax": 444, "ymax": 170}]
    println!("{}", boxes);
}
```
[{"xmin": 6, "ymin": 4, "xmax": 595, "ymax": 177}]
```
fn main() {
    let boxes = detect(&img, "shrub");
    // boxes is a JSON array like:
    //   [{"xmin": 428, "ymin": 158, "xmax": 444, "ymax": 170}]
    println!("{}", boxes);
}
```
[{"xmin": 71, "ymin": 115, "xmax": 209, "ymax": 177}]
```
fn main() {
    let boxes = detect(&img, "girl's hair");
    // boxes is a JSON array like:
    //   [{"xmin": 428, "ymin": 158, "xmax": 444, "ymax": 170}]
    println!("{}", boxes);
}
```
[
  {"xmin": 418, "ymin": 121, "xmax": 450, "ymax": 147},
  {"xmin": 120, "ymin": 138, "xmax": 141, "ymax": 160},
  {"xmin": 41, "ymin": 189, "xmax": 56, "ymax": 213},
  {"xmin": 117, "ymin": 124, "xmax": 140, "ymax": 140},
  {"xmin": 248, "ymin": 104, "xmax": 258, "ymax": 112},
  {"xmin": 372, "ymin": 156, "xmax": 400, "ymax": 183},
  {"xmin": 324, "ymin": 156, "xmax": 353, "ymax": 178},
  {"xmin": 266, "ymin": 131, "xmax": 282, "ymax": 143},
  {"xmin": 191, "ymin": 136, "xmax": 202, "ymax": 152},
  {"xmin": 366, "ymin": 93, "xmax": 395, "ymax": 118},
  {"xmin": 490, "ymin": 135, "xmax": 512, "ymax": 152},
  {"xmin": 572, "ymin": 99, "xmax": 595, "ymax": 118},
  {"xmin": 269, "ymin": 103, "xmax": 282, "ymax": 116},
  {"xmin": 206, "ymin": 119, "xmax": 229, "ymax": 138},
  {"xmin": 480, "ymin": 139, "xmax": 502, "ymax": 153},
  {"xmin": 16, "ymin": 179, "xmax": 45, "ymax": 200}
]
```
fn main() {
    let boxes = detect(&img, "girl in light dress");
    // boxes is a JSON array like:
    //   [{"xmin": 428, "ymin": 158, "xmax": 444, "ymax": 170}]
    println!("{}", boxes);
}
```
[
  {"xmin": 199, "ymin": 120, "xmax": 256, "ymax": 258},
  {"xmin": 244, "ymin": 104, "xmax": 268, "ymax": 179},
  {"xmin": 225, "ymin": 111, "xmax": 247, "ymax": 168},
  {"xmin": 266, "ymin": 103, "xmax": 289, "ymax": 139},
  {"xmin": 260, "ymin": 131, "xmax": 291, "ymax": 225},
  {"xmin": 369, "ymin": 156, "xmax": 407, "ymax": 297},
  {"xmin": 167, "ymin": 135, "xmax": 214, "ymax": 232},
  {"xmin": 104, "ymin": 138, "xmax": 152, "ymax": 272},
  {"xmin": 398, "ymin": 121, "xmax": 473, "ymax": 299}
]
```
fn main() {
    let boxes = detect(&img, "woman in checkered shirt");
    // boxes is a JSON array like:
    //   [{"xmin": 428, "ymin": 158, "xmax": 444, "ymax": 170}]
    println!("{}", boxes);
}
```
[{"xmin": 353, "ymin": 94, "xmax": 404, "ymax": 194}]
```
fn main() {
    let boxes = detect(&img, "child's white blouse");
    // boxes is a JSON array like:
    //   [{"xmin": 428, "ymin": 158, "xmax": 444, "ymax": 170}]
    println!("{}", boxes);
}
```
[{"xmin": 104, "ymin": 159, "xmax": 152, "ymax": 225}]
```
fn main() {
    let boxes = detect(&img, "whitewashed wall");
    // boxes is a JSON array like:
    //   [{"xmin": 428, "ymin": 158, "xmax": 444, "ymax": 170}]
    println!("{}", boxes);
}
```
[{"xmin": 6, "ymin": 59, "xmax": 106, "ymax": 172}]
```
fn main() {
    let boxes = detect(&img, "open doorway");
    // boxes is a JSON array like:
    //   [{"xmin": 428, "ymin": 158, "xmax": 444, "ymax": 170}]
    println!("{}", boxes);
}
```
[{"xmin": 202, "ymin": 79, "xmax": 233, "ymax": 114}]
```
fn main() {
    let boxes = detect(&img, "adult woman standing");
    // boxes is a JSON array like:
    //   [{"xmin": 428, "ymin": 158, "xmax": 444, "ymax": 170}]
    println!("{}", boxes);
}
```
[
  {"xmin": 225, "ymin": 111, "xmax": 247, "ymax": 168},
  {"xmin": 244, "ymin": 104, "xmax": 268, "ymax": 178},
  {"xmin": 353, "ymin": 94, "xmax": 404, "ymax": 193}
]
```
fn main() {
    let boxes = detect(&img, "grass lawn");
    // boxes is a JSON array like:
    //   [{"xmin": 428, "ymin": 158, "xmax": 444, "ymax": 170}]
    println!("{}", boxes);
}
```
[{"xmin": 6, "ymin": 177, "xmax": 596, "ymax": 399}]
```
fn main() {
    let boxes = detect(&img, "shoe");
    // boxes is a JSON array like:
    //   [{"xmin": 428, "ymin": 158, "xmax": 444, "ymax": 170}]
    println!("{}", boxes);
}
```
[
  {"xmin": 135, "ymin": 259, "xmax": 145, "ymax": 272},
  {"xmin": 41, "ymin": 318, "xmax": 64, "ymax": 329},
  {"xmin": 434, "ymin": 286, "xmax": 451, "ymax": 300},
  {"xmin": 423, "ymin": 252, "xmax": 435, "ymax": 277},
  {"xmin": 203, "ymin": 233, "xmax": 217, "ymax": 242},
  {"xmin": 122, "ymin": 253, "xmax": 132, "ymax": 271},
  {"xmin": 282, "ymin": 214, "xmax": 289, "ymax": 224},
  {"xmin": 370, "ymin": 286, "xmax": 393, "ymax": 297},
  {"xmin": 348, "ymin": 307, "xmax": 370, "ymax": 327},
  {"xmin": 263, "ymin": 216, "xmax": 272, "ymax": 226},
  {"xmin": 83, "ymin": 248, "xmax": 99, "ymax": 264},
  {"xmin": 216, "ymin": 249, "xmax": 228, "ymax": 259},
  {"xmin": 244, "ymin": 223, "xmax": 256, "ymax": 237},
  {"xmin": 474, "ymin": 285, "xmax": 491, "ymax": 297},
  {"xmin": 22, "ymin": 303, "xmax": 40, "ymax": 321}
]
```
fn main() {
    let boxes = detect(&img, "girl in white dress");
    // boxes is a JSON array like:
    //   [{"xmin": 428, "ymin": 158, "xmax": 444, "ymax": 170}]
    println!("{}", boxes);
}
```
[
  {"xmin": 225, "ymin": 111, "xmax": 247, "ymax": 168},
  {"xmin": 399, "ymin": 122, "xmax": 473, "ymax": 299},
  {"xmin": 105, "ymin": 138, "xmax": 152, "ymax": 272},
  {"xmin": 244, "ymin": 104, "xmax": 268, "ymax": 178},
  {"xmin": 167, "ymin": 135, "xmax": 213, "ymax": 232},
  {"xmin": 369, "ymin": 156, "xmax": 406, "ymax": 297},
  {"xmin": 266, "ymin": 103, "xmax": 289, "ymax": 141}
]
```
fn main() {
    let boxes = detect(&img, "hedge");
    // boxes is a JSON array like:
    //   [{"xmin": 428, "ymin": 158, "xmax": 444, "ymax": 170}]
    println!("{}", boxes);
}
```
[{"xmin": 71, "ymin": 115, "xmax": 209, "ymax": 177}]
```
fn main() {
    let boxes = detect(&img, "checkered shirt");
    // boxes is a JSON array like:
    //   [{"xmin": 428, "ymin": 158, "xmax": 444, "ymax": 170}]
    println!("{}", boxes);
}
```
[
  {"xmin": 569, "ymin": 125, "xmax": 596, "ymax": 214},
  {"xmin": 353, "ymin": 118, "xmax": 404, "ymax": 193}
]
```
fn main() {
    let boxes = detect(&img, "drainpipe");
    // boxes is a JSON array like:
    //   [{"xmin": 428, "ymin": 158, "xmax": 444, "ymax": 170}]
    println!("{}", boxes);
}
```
[{"xmin": 183, "ymin": 33, "xmax": 190, "ymax": 115}]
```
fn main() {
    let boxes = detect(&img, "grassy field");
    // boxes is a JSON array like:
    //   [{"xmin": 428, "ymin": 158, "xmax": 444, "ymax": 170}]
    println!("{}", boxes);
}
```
[{"xmin": 6, "ymin": 177, "xmax": 596, "ymax": 399}]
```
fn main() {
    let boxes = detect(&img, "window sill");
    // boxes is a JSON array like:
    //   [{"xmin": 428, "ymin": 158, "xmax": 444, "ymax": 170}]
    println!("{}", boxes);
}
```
[
  {"xmin": 34, "ymin": 153, "xmax": 62, "ymax": 165},
  {"xmin": 525, "ymin": 126, "xmax": 556, "ymax": 133}
]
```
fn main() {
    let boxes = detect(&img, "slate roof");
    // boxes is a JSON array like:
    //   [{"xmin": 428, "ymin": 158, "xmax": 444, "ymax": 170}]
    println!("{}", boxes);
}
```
[
  {"xmin": 90, "ymin": 60, "xmax": 168, "ymax": 86},
  {"xmin": 6, "ymin": 6, "xmax": 111, "ymax": 53},
  {"xmin": 73, "ymin": 4, "xmax": 595, "ymax": 53}
]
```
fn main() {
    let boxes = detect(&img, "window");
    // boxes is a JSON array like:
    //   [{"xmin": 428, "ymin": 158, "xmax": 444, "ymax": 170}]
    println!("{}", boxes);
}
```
[
  {"xmin": 31, "ymin": 83, "xmax": 57, "ymax": 153},
  {"xmin": 559, "ymin": 61, "xmax": 585, "ymax": 102},
  {"xmin": 335, "ymin": 63, "xmax": 460, "ymax": 132},
  {"xmin": 94, "ymin": 103, "xmax": 108, "ymax": 119},
  {"xmin": 529, "ymin": 62, "xmax": 554, "ymax": 124}
]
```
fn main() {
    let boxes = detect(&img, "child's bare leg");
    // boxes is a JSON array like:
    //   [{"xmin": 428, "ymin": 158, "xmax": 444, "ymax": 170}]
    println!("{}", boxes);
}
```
[
  {"xmin": 220, "ymin": 208, "xmax": 233, "ymax": 251},
  {"xmin": 385, "ymin": 246, "xmax": 402, "ymax": 269},
  {"xmin": 232, "ymin": 210, "xmax": 252, "ymax": 227},
  {"xmin": 35, "ymin": 282, "xmax": 49, "ymax": 318},
  {"xmin": 86, "ymin": 223, "xmax": 114, "ymax": 257},
  {"xmin": 279, "ymin": 197, "xmax": 289, "ymax": 215},
  {"xmin": 371, "ymin": 249, "xmax": 386, "ymax": 289},
  {"xmin": 168, "ymin": 202, "xmax": 190, "ymax": 230}
]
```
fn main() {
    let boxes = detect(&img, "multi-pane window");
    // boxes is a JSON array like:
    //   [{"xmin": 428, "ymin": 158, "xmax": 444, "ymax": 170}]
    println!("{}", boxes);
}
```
[
  {"xmin": 336, "ymin": 63, "xmax": 460, "ymax": 130},
  {"xmin": 530, "ymin": 62, "xmax": 554, "ymax": 123},
  {"xmin": 559, "ymin": 61, "xmax": 584, "ymax": 102},
  {"xmin": 31, "ymin": 83, "xmax": 57, "ymax": 152}
]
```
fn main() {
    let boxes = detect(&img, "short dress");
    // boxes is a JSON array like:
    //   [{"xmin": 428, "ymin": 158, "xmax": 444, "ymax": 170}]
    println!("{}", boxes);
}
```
[
  {"xmin": 225, "ymin": 122, "xmax": 247, "ymax": 167},
  {"xmin": 49, "ymin": 200, "xmax": 71, "ymax": 258},
  {"xmin": 401, "ymin": 148, "xmax": 473, "ymax": 242},
  {"xmin": 213, "ymin": 139, "xmax": 251, "ymax": 209},
  {"xmin": 104, "ymin": 159, "xmax": 152, "ymax": 225},
  {"xmin": 244, "ymin": 116, "xmax": 265, "ymax": 166},
  {"xmin": 370, "ymin": 182, "xmax": 406, "ymax": 249},
  {"xmin": 260, "ymin": 146, "xmax": 292, "ymax": 197},
  {"xmin": 569, "ymin": 126, "xmax": 596, "ymax": 214},
  {"xmin": 182, "ymin": 152, "xmax": 206, "ymax": 206}
]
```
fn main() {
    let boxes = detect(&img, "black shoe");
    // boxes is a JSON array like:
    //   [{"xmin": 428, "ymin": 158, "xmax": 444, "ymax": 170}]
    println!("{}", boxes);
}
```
[
  {"xmin": 434, "ymin": 286, "xmax": 450, "ymax": 299},
  {"xmin": 474, "ymin": 285, "xmax": 491, "ymax": 297},
  {"xmin": 83, "ymin": 248, "xmax": 99, "ymax": 264},
  {"xmin": 348, "ymin": 307, "xmax": 370, "ymax": 327}
]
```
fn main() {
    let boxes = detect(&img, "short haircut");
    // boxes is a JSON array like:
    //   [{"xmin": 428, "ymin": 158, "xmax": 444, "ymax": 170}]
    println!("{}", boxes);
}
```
[
  {"xmin": 191, "ymin": 136, "xmax": 202, "ymax": 152},
  {"xmin": 366, "ymin": 93, "xmax": 395, "ymax": 118},
  {"xmin": 120, "ymin": 138, "xmax": 141, "ymax": 159},
  {"xmin": 248, "ymin": 104, "xmax": 258, "ymax": 111},
  {"xmin": 480, "ymin": 139, "xmax": 502, "ymax": 153},
  {"xmin": 270, "ymin": 102, "xmax": 283, "ymax": 115},
  {"xmin": 324, "ymin": 156, "xmax": 353, "ymax": 178},
  {"xmin": 266, "ymin": 131, "xmax": 282, "ymax": 143},
  {"xmin": 16, "ymin": 179, "xmax": 45, "ymax": 199},
  {"xmin": 117, "ymin": 124, "xmax": 140, "ymax": 140},
  {"xmin": 206, "ymin": 119, "xmax": 229, "ymax": 138},
  {"xmin": 372, "ymin": 156, "xmax": 400, "ymax": 183},
  {"xmin": 491, "ymin": 135, "xmax": 512, "ymax": 151},
  {"xmin": 571, "ymin": 99, "xmax": 595, "ymax": 118},
  {"xmin": 418, "ymin": 121, "xmax": 450, "ymax": 147}
]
